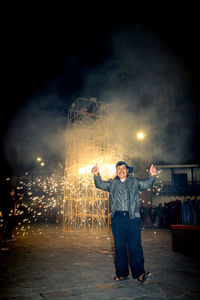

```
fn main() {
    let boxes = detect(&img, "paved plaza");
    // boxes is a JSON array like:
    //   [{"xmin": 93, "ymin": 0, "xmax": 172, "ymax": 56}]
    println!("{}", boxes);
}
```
[{"xmin": 1, "ymin": 225, "xmax": 200, "ymax": 299}]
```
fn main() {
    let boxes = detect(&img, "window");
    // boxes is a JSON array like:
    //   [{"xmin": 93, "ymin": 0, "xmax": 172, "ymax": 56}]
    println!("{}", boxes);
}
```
[{"xmin": 173, "ymin": 174, "xmax": 188, "ymax": 186}]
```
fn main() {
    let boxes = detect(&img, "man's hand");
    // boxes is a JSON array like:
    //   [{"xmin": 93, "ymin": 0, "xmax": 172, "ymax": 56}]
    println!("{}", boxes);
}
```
[
  {"xmin": 91, "ymin": 164, "xmax": 99, "ymax": 176},
  {"xmin": 150, "ymin": 164, "xmax": 157, "ymax": 176}
]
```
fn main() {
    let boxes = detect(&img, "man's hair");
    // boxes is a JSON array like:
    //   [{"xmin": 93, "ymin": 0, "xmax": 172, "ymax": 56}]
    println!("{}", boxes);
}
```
[
  {"xmin": 116, "ymin": 161, "xmax": 133, "ymax": 173},
  {"xmin": 116, "ymin": 161, "xmax": 128, "ymax": 168}
]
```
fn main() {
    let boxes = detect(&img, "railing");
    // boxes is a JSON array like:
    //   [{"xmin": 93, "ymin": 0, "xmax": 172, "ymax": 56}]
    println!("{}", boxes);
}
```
[{"xmin": 154, "ymin": 181, "xmax": 200, "ymax": 195}]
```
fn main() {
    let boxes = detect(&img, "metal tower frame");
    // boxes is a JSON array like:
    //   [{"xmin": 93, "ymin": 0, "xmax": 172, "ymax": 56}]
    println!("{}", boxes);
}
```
[{"xmin": 62, "ymin": 98, "xmax": 118, "ymax": 232}]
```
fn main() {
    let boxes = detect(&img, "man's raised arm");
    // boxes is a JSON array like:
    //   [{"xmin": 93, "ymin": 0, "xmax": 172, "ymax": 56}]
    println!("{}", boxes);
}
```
[
  {"xmin": 92, "ymin": 164, "xmax": 111, "ymax": 192},
  {"xmin": 138, "ymin": 164, "xmax": 157, "ymax": 191}
]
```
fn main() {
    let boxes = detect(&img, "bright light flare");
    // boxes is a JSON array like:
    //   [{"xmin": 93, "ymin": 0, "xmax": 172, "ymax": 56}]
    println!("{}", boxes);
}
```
[
  {"xmin": 78, "ymin": 163, "xmax": 116, "ymax": 176},
  {"xmin": 78, "ymin": 165, "xmax": 95, "ymax": 175},
  {"xmin": 137, "ymin": 132, "xmax": 145, "ymax": 140}
]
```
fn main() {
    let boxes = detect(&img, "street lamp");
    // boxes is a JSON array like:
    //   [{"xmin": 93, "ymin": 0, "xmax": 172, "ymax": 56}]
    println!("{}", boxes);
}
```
[
  {"xmin": 36, "ymin": 157, "xmax": 45, "ymax": 167},
  {"xmin": 137, "ymin": 132, "xmax": 145, "ymax": 140},
  {"xmin": 136, "ymin": 132, "xmax": 146, "ymax": 157}
]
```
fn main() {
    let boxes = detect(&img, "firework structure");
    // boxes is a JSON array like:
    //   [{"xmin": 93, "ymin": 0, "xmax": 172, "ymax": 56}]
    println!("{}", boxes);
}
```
[{"xmin": 63, "ymin": 98, "xmax": 122, "ymax": 233}]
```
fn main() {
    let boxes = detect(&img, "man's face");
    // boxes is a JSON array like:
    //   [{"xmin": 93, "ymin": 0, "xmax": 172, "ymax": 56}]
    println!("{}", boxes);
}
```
[{"xmin": 116, "ymin": 164, "xmax": 129, "ymax": 180}]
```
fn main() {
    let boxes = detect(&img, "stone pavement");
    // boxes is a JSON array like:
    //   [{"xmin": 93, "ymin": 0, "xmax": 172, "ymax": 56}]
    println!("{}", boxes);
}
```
[{"xmin": 0, "ymin": 225, "xmax": 200, "ymax": 300}]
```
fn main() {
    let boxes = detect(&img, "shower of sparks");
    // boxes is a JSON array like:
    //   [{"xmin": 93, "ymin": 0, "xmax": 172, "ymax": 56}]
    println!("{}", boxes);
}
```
[
  {"xmin": 63, "ymin": 157, "xmax": 117, "ymax": 232},
  {"xmin": 0, "ymin": 171, "xmax": 65, "ymax": 237},
  {"xmin": 78, "ymin": 163, "xmax": 116, "ymax": 176},
  {"xmin": 0, "ymin": 167, "xmax": 162, "ymax": 236}
]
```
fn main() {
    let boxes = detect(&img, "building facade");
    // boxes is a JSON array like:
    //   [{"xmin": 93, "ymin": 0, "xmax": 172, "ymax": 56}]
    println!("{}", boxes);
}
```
[{"xmin": 153, "ymin": 164, "xmax": 200, "ymax": 206}]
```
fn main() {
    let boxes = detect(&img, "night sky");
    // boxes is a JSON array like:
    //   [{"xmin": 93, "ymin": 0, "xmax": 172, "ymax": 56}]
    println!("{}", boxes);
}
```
[{"xmin": 1, "ymin": 5, "xmax": 200, "ymax": 175}]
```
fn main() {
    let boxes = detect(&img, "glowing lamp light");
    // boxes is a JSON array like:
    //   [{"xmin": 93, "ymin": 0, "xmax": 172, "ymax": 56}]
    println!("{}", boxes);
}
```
[
  {"xmin": 37, "ymin": 157, "xmax": 42, "ymax": 162},
  {"xmin": 40, "ymin": 162, "xmax": 45, "ymax": 167},
  {"xmin": 137, "ymin": 132, "xmax": 145, "ymax": 140}
]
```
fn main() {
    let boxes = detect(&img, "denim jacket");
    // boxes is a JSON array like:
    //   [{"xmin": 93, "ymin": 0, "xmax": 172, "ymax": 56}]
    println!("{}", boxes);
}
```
[{"xmin": 94, "ymin": 174, "xmax": 156, "ymax": 219}]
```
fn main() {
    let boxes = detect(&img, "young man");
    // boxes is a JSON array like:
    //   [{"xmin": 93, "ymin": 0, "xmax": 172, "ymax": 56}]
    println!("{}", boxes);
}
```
[{"xmin": 92, "ymin": 161, "xmax": 157, "ymax": 284}]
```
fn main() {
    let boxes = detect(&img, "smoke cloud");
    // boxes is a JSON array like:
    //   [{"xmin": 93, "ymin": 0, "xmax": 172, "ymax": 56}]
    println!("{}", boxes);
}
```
[
  {"xmin": 4, "ymin": 24, "xmax": 198, "ymax": 173},
  {"xmin": 79, "ymin": 26, "xmax": 197, "ymax": 165},
  {"xmin": 4, "ymin": 93, "xmax": 67, "ymax": 172}
]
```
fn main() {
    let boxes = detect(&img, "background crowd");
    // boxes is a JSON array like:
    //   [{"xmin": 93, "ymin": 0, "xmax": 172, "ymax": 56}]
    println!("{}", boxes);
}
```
[{"xmin": 140, "ymin": 199, "xmax": 200, "ymax": 228}]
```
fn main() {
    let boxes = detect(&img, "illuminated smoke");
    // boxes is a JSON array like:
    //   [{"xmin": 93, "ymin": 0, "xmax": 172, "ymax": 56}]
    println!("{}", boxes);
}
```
[{"xmin": 3, "ymin": 24, "xmax": 196, "ymax": 175}]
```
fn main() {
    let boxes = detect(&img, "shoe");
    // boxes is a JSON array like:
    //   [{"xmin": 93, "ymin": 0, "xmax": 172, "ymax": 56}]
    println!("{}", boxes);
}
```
[
  {"xmin": 138, "ymin": 272, "xmax": 152, "ymax": 284},
  {"xmin": 114, "ymin": 275, "xmax": 130, "ymax": 281}
]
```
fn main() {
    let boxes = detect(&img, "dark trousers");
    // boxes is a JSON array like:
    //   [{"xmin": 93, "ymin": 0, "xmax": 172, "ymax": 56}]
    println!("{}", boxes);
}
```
[
  {"xmin": 2, "ymin": 211, "xmax": 13, "ymax": 240},
  {"xmin": 111, "ymin": 211, "xmax": 145, "ymax": 279}
]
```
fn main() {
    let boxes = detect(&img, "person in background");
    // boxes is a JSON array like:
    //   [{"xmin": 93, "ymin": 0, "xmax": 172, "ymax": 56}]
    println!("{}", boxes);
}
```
[
  {"xmin": 92, "ymin": 161, "xmax": 157, "ymax": 284},
  {"xmin": 150, "ymin": 204, "xmax": 156, "ymax": 226},
  {"xmin": 140, "ymin": 203, "xmax": 145, "ymax": 228},
  {"xmin": 1, "ymin": 179, "xmax": 16, "ymax": 242},
  {"xmin": 154, "ymin": 203, "xmax": 163, "ymax": 228}
]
